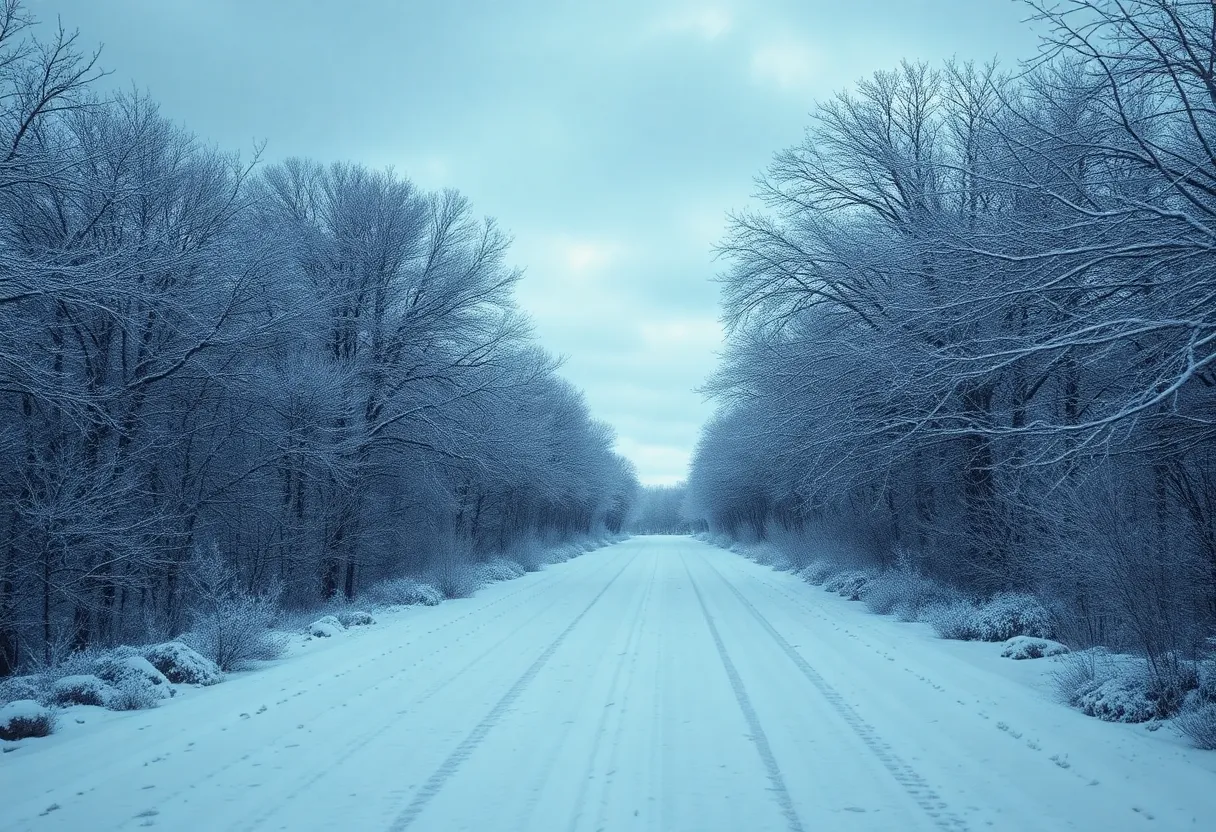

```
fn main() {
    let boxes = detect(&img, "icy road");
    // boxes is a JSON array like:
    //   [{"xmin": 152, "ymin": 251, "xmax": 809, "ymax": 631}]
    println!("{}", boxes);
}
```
[{"xmin": 3, "ymin": 536, "xmax": 1214, "ymax": 831}]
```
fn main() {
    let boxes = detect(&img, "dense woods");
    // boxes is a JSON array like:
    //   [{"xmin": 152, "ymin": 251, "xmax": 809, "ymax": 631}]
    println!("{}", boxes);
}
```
[
  {"xmin": 688, "ymin": 0, "xmax": 1216, "ymax": 699},
  {"xmin": 0, "ymin": 2, "xmax": 636, "ymax": 676},
  {"xmin": 626, "ymin": 484, "xmax": 694, "ymax": 534}
]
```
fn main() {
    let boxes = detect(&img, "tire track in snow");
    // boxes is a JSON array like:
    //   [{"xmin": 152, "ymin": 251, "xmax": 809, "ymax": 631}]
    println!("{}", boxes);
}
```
[
  {"xmin": 61, "ymin": 563, "xmax": 598, "ymax": 832},
  {"xmin": 233, "ymin": 552, "xmax": 631, "ymax": 832},
  {"xmin": 385, "ymin": 554, "xmax": 639, "ymax": 831},
  {"xmin": 102, "ymin": 556, "xmax": 600, "ymax": 829},
  {"xmin": 567, "ymin": 553, "xmax": 660, "ymax": 832},
  {"xmin": 680, "ymin": 555, "xmax": 806, "ymax": 832},
  {"xmin": 697, "ymin": 555, "xmax": 970, "ymax": 832}
]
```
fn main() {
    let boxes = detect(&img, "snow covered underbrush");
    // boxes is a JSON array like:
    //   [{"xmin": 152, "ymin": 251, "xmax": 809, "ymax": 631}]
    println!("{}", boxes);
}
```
[
  {"xmin": 1053, "ymin": 649, "xmax": 1216, "ymax": 744},
  {"xmin": 0, "ymin": 533, "xmax": 626, "ymax": 745},
  {"xmin": 0, "ymin": 642, "xmax": 218, "ymax": 740},
  {"xmin": 705, "ymin": 533, "xmax": 1216, "ymax": 749}
]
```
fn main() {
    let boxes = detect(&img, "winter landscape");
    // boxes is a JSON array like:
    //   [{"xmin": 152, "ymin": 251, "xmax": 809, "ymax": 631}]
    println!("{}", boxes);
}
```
[{"xmin": 2, "ymin": 0, "xmax": 1216, "ymax": 829}]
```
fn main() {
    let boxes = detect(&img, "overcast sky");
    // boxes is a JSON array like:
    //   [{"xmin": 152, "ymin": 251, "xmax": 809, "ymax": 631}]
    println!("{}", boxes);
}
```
[{"xmin": 34, "ymin": 0, "xmax": 1040, "ymax": 484}]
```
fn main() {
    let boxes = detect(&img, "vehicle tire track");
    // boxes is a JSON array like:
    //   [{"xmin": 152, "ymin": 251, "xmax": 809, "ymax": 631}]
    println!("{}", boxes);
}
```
[
  {"xmin": 680, "ymin": 555, "xmax": 806, "ymax": 832},
  {"xmin": 41, "ymin": 551, "xmax": 609, "ymax": 832},
  {"xmin": 696, "ymin": 555, "xmax": 970, "ymax": 832},
  {"xmin": 567, "ymin": 553, "xmax": 660, "ymax": 832},
  {"xmin": 384, "ymin": 554, "xmax": 639, "ymax": 831},
  {"xmin": 233, "ymin": 558, "xmax": 624, "ymax": 832},
  {"xmin": 121, "ymin": 552, "xmax": 629, "ymax": 832}
]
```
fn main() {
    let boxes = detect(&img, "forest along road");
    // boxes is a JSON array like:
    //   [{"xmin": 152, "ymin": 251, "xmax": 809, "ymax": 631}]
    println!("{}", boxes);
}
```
[{"xmin": 2, "ymin": 537, "xmax": 1214, "ymax": 832}]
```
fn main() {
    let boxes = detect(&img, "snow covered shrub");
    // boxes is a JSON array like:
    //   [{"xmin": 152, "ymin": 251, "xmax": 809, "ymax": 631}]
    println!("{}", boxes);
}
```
[
  {"xmin": 185, "ymin": 546, "xmax": 287, "ymax": 671},
  {"xmin": 798, "ymin": 561, "xmax": 837, "ymax": 586},
  {"xmin": 973, "ymin": 593, "xmax": 1054, "ymax": 641},
  {"xmin": 1177, "ymin": 700, "xmax": 1216, "ymax": 749},
  {"xmin": 362, "ymin": 577, "xmax": 443, "ymax": 607},
  {"xmin": 480, "ymin": 559, "xmax": 525, "ymax": 583},
  {"xmin": 824, "ymin": 570, "xmax": 873, "ymax": 600},
  {"xmin": 0, "ymin": 700, "xmax": 55, "ymax": 740},
  {"xmin": 426, "ymin": 537, "xmax": 485, "ymax": 599},
  {"xmin": 1001, "ymin": 636, "xmax": 1069, "ymax": 660},
  {"xmin": 505, "ymin": 538, "xmax": 547, "ymax": 572},
  {"xmin": 1077, "ymin": 678, "xmax": 1158, "ymax": 722},
  {"xmin": 106, "ymin": 677, "xmax": 163, "ymax": 711},
  {"xmin": 308, "ymin": 616, "xmax": 345, "ymax": 638},
  {"xmin": 185, "ymin": 591, "xmax": 286, "ymax": 671},
  {"xmin": 926, "ymin": 593, "xmax": 1054, "ymax": 642},
  {"xmin": 95, "ymin": 654, "xmax": 172, "ymax": 709},
  {"xmin": 0, "ymin": 675, "xmax": 43, "ymax": 707},
  {"xmin": 337, "ymin": 610, "xmax": 375, "ymax": 628},
  {"xmin": 141, "ymin": 642, "xmax": 222, "ymax": 686},
  {"xmin": 924, "ymin": 600, "xmax": 980, "ymax": 640},
  {"xmin": 747, "ymin": 543, "xmax": 791, "ymax": 570},
  {"xmin": 1055, "ymin": 650, "xmax": 1165, "ymax": 723},
  {"xmin": 860, "ymin": 571, "xmax": 910, "ymax": 615},
  {"xmin": 554, "ymin": 542, "xmax": 584, "ymax": 561},
  {"xmin": 428, "ymin": 560, "xmax": 483, "ymax": 599},
  {"xmin": 46, "ymin": 674, "xmax": 113, "ymax": 707},
  {"xmin": 894, "ymin": 577, "xmax": 960, "ymax": 623}
]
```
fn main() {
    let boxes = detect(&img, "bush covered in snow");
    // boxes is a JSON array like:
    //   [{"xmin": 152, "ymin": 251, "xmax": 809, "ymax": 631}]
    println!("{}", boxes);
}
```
[
  {"xmin": 1054, "ymin": 650, "xmax": 1216, "ymax": 727},
  {"xmin": 1001, "ymin": 636, "xmax": 1070, "ymax": 660},
  {"xmin": 337, "ymin": 610, "xmax": 375, "ymax": 628},
  {"xmin": 308, "ymin": 616, "xmax": 345, "ymax": 638},
  {"xmin": 925, "ymin": 593, "xmax": 1054, "ymax": 642},
  {"xmin": 797, "ymin": 561, "xmax": 838, "ymax": 586},
  {"xmin": 480, "ymin": 559, "xmax": 526, "ymax": 583},
  {"xmin": 45, "ymin": 674, "xmax": 114, "ymax": 707},
  {"xmin": 427, "ymin": 559, "xmax": 484, "ymax": 599},
  {"xmin": 856, "ymin": 568, "xmax": 960, "ymax": 619},
  {"xmin": 95, "ymin": 654, "xmax": 172, "ymax": 710},
  {"xmin": 0, "ymin": 675, "xmax": 43, "ymax": 707},
  {"xmin": 856, "ymin": 571, "xmax": 909, "ymax": 615},
  {"xmin": 362, "ymin": 577, "xmax": 443, "ymax": 607},
  {"xmin": 1177, "ymin": 702, "xmax": 1216, "ymax": 749},
  {"xmin": 824, "ymin": 570, "xmax": 874, "ymax": 600},
  {"xmin": 746, "ymin": 543, "xmax": 792, "ymax": 571},
  {"xmin": 108, "ymin": 677, "xmax": 164, "ymax": 711},
  {"xmin": 504, "ymin": 537, "xmax": 549, "ymax": 572},
  {"xmin": 141, "ymin": 641, "xmax": 222, "ymax": 686},
  {"xmin": 0, "ymin": 699, "xmax": 55, "ymax": 740},
  {"xmin": 185, "ymin": 548, "xmax": 288, "ymax": 671},
  {"xmin": 1056, "ymin": 652, "xmax": 1159, "ymax": 723},
  {"xmin": 185, "ymin": 592, "xmax": 287, "ymax": 671},
  {"xmin": 1176, "ymin": 660, "xmax": 1216, "ymax": 749}
]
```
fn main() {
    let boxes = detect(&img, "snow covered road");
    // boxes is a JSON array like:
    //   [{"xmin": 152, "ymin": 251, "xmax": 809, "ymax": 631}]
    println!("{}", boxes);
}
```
[{"xmin": 3, "ymin": 535, "xmax": 1214, "ymax": 831}]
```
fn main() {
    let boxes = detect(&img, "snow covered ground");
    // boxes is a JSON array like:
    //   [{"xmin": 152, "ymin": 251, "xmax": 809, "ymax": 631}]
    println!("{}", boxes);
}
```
[{"xmin": 1, "ymin": 535, "xmax": 1213, "ymax": 831}]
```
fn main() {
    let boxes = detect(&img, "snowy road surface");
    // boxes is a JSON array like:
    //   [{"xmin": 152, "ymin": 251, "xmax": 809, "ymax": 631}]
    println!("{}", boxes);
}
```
[{"xmin": 2, "ymin": 536, "xmax": 1214, "ymax": 831}]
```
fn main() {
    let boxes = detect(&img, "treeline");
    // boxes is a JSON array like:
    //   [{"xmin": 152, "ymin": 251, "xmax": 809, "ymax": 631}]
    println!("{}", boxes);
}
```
[
  {"xmin": 0, "ymin": 2, "xmax": 637, "ymax": 675},
  {"xmin": 627, "ymin": 484, "xmax": 696, "ymax": 534},
  {"xmin": 688, "ymin": 1, "xmax": 1216, "ymax": 680}
]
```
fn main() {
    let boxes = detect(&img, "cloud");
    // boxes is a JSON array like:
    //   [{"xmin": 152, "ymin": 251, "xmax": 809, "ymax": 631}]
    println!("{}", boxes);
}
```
[
  {"xmin": 649, "ymin": 7, "xmax": 734, "ymax": 41},
  {"xmin": 562, "ymin": 240, "xmax": 618, "ymax": 273},
  {"xmin": 614, "ymin": 437, "xmax": 692, "ymax": 486},
  {"xmin": 750, "ymin": 39, "xmax": 820, "ymax": 91},
  {"xmin": 639, "ymin": 317, "xmax": 722, "ymax": 352}
]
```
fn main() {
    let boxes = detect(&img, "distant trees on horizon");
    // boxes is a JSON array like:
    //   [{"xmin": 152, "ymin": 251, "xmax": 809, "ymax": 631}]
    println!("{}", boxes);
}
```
[{"xmin": 627, "ymin": 484, "xmax": 696, "ymax": 535}]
